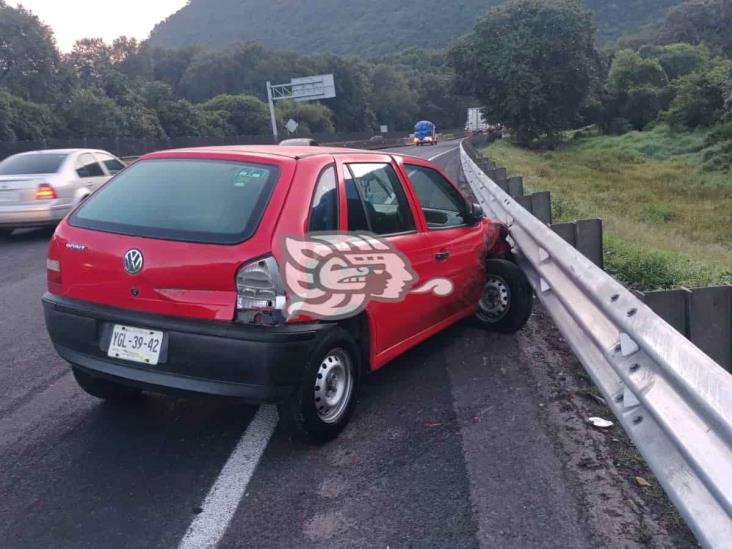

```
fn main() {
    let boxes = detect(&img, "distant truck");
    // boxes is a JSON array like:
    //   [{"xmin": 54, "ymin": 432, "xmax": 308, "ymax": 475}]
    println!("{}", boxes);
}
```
[
  {"xmin": 413, "ymin": 120, "xmax": 437, "ymax": 146},
  {"xmin": 466, "ymin": 107, "xmax": 489, "ymax": 134}
]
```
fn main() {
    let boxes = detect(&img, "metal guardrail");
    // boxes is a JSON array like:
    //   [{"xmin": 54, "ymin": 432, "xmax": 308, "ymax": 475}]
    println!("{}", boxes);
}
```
[{"xmin": 461, "ymin": 140, "xmax": 732, "ymax": 547}]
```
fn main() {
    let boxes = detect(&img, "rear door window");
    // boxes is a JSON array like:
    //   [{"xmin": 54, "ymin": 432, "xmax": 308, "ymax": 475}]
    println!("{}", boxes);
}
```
[
  {"xmin": 345, "ymin": 163, "xmax": 415, "ymax": 235},
  {"xmin": 95, "ymin": 152, "xmax": 126, "ymax": 175},
  {"xmin": 308, "ymin": 165, "xmax": 338, "ymax": 232},
  {"xmin": 71, "ymin": 159, "xmax": 280, "ymax": 244},
  {"xmin": 76, "ymin": 153, "xmax": 105, "ymax": 178}
]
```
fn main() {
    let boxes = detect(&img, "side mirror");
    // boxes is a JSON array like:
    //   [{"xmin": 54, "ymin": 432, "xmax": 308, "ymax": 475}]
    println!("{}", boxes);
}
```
[{"xmin": 466, "ymin": 203, "xmax": 484, "ymax": 225}]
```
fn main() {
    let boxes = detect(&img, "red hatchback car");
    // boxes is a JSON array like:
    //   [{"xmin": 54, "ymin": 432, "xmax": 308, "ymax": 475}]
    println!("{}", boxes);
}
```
[{"xmin": 42, "ymin": 146, "xmax": 532, "ymax": 441}]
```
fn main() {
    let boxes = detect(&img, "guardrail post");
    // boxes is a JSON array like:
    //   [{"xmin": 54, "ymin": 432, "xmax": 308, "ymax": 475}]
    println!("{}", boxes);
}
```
[
  {"xmin": 507, "ymin": 176, "xmax": 524, "ymax": 197},
  {"xmin": 551, "ymin": 222, "xmax": 576, "ymax": 246},
  {"xmin": 550, "ymin": 219, "xmax": 603, "ymax": 267},
  {"xmin": 638, "ymin": 288, "xmax": 692, "ymax": 339},
  {"xmin": 690, "ymin": 287, "xmax": 732, "ymax": 371},
  {"xmin": 531, "ymin": 191, "xmax": 552, "ymax": 225},
  {"xmin": 486, "ymin": 167, "xmax": 507, "ymax": 183},
  {"xmin": 516, "ymin": 192, "xmax": 552, "ymax": 225},
  {"xmin": 576, "ymin": 219, "xmax": 603, "ymax": 269}
]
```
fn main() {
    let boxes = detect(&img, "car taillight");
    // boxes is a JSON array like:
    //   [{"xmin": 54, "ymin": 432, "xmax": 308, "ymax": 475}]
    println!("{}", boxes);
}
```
[
  {"xmin": 35, "ymin": 184, "xmax": 57, "ymax": 200},
  {"xmin": 47, "ymin": 238, "xmax": 62, "ymax": 292},
  {"xmin": 235, "ymin": 256, "xmax": 286, "ymax": 325}
]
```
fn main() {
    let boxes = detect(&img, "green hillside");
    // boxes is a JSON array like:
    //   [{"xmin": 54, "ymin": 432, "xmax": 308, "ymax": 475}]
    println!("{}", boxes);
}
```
[{"xmin": 148, "ymin": 0, "xmax": 684, "ymax": 56}]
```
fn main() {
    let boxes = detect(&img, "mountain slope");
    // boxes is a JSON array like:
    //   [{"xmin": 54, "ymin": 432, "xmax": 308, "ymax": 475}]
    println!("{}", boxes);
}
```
[{"xmin": 148, "ymin": 0, "xmax": 684, "ymax": 56}]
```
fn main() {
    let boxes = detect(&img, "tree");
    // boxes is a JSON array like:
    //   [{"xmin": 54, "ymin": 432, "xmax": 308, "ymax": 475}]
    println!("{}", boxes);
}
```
[
  {"xmin": 64, "ymin": 38, "xmax": 137, "ymax": 106},
  {"xmin": 667, "ymin": 60, "xmax": 731, "ymax": 128},
  {"xmin": 723, "ymin": 68, "xmax": 732, "ymax": 119},
  {"xmin": 639, "ymin": 43, "xmax": 710, "ymax": 82},
  {"xmin": 119, "ymin": 103, "xmax": 165, "ymax": 138},
  {"xmin": 201, "ymin": 95, "xmax": 270, "ymax": 135},
  {"xmin": 313, "ymin": 55, "xmax": 376, "ymax": 132},
  {"xmin": 383, "ymin": 48, "xmax": 470, "ymax": 129},
  {"xmin": 149, "ymin": 46, "xmax": 202, "ymax": 94},
  {"xmin": 110, "ymin": 37, "xmax": 153, "ymax": 82},
  {"xmin": 66, "ymin": 38, "xmax": 113, "ymax": 89},
  {"xmin": 0, "ymin": 2, "xmax": 62, "ymax": 103},
  {"xmin": 0, "ymin": 90, "xmax": 55, "ymax": 141},
  {"xmin": 606, "ymin": 50, "xmax": 670, "ymax": 131},
  {"xmin": 608, "ymin": 50, "xmax": 669, "ymax": 93},
  {"xmin": 655, "ymin": 0, "xmax": 732, "ymax": 57},
  {"xmin": 369, "ymin": 64, "xmax": 419, "ymax": 131},
  {"xmin": 58, "ymin": 89, "xmax": 123, "ymax": 138},
  {"xmin": 449, "ymin": 0, "xmax": 599, "ymax": 145}
]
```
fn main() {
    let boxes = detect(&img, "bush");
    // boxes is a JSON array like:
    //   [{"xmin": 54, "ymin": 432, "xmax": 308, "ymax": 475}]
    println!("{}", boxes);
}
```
[
  {"xmin": 201, "ymin": 95, "xmax": 270, "ymax": 135},
  {"xmin": 0, "ymin": 91, "xmax": 56, "ymax": 141},
  {"xmin": 277, "ymin": 100, "xmax": 335, "ymax": 135},
  {"xmin": 701, "ymin": 122, "xmax": 732, "ymax": 171},
  {"xmin": 607, "ymin": 117, "xmax": 634, "ymax": 134},
  {"xmin": 667, "ymin": 61, "xmax": 730, "ymax": 129}
]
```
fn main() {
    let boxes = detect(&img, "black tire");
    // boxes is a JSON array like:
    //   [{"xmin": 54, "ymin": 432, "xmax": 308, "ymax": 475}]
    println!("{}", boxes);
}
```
[
  {"xmin": 278, "ymin": 327, "xmax": 360, "ymax": 443},
  {"xmin": 474, "ymin": 259, "xmax": 533, "ymax": 334},
  {"xmin": 72, "ymin": 366, "xmax": 142, "ymax": 402},
  {"xmin": 0, "ymin": 228, "xmax": 13, "ymax": 238}
]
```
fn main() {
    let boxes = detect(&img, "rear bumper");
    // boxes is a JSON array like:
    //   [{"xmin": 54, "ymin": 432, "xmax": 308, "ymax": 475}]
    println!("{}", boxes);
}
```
[
  {"xmin": 0, "ymin": 203, "xmax": 69, "ymax": 228},
  {"xmin": 42, "ymin": 293, "xmax": 334, "ymax": 402}
]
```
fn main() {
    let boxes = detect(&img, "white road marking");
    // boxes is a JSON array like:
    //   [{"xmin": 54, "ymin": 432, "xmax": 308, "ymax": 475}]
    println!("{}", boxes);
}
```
[
  {"xmin": 428, "ymin": 145, "xmax": 460, "ymax": 162},
  {"xmin": 178, "ymin": 405, "xmax": 278, "ymax": 549}
]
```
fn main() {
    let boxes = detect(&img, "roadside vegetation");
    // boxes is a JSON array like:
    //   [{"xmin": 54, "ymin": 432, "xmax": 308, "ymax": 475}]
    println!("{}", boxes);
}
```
[
  {"xmin": 454, "ymin": 0, "xmax": 731, "ymax": 290},
  {"xmin": 0, "ymin": 1, "xmax": 472, "ymax": 142},
  {"xmin": 484, "ymin": 126, "xmax": 732, "ymax": 290}
]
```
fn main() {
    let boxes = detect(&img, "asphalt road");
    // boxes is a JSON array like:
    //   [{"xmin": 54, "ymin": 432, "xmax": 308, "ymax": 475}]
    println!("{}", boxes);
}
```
[{"xmin": 0, "ymin": 140, "xmax": 688, "ymax": 548}]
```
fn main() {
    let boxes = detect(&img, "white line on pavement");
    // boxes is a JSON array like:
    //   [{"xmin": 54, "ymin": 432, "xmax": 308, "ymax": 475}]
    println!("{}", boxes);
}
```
[
  {"xmin": 177, "ymin": 405, "xmax": 279, "ymax": 549},
  {"xmin": 428, "ymin": 145, "xmax": 460, "ymax": 162}
]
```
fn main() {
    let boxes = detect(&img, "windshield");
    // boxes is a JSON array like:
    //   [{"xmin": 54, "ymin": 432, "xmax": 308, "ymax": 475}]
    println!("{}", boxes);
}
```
[
  {"xmin": 0, "ymin": 153, "xmax": 67, "ymax": 175},
  {"xmin": 71, "ymin": 159, "xmax": 281, "ymax": 244}
]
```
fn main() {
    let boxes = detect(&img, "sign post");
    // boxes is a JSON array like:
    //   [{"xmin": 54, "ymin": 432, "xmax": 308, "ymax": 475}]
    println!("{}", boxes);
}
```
[
  {"xmin": 265, "ymin": 74, "xmax": 336, "ymax": 143},
  {"xmin": 266, "ymin": 81, "xmax": 279, "ymax": 143}
]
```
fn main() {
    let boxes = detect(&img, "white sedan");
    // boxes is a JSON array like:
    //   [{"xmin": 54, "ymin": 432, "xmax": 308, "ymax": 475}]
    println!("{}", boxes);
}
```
[{"xmin": 0, "ymin": 149, "xmax": 125, "ymax": 235}]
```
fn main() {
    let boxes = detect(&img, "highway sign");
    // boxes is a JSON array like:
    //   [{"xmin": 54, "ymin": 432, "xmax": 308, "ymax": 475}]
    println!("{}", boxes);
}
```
[
  {"xmin": 285, "ymin": 119, "xmax": 299, "ymax": 133},
  {"xmin": 290, "ymin": 74, "xmax": 336, "ymax": 102}
]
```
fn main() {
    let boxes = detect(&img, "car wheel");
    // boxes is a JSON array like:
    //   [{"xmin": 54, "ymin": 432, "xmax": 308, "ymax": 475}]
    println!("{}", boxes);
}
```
[
  {"xmin": 278, "ymin": 327, "xmax": 360, "ymax": 443},
  {"xmin": 474, "ymin": 259, "xmax": 533, "ymax": 334},
  {"xmin": 72, "ymin": 366, "xmax": 142, "ymax": 402},
  {"xmin": 0, "ymin": 228, "xmax": 13, "ymax": 238}
]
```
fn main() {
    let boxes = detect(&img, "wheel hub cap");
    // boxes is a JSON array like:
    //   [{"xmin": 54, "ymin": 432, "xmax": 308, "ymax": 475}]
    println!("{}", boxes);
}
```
[
  {"xmin": 314, "ymin": 349, "xmax": 353, "ymax": 424},
  {"xmin": 479, "ymin": 275, "xmax": 511, "ymax": 321}
]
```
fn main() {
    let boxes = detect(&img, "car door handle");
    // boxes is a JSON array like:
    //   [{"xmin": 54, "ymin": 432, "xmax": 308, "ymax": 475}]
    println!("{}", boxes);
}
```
[{"xmin": 435, "ymin": 251, "xmax": 450, "ymax": 262}]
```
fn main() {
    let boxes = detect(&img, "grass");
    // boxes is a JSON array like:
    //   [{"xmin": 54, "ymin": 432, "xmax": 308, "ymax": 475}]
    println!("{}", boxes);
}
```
[{"xmin": 483, "ymin": 124, "xmax": 732, "ymax": 290}]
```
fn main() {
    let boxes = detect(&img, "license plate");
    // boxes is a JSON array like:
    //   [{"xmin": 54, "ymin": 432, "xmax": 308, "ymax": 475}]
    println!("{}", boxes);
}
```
[{"xmin": 108, "ymin": 325, "xmax": 163, "ymax": 365}]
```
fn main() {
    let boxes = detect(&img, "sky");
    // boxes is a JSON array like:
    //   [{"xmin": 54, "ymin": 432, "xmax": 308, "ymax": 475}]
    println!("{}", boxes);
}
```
[{"xmin": 15, "ymin": 0, "xmax": 188, "ymax": 51}]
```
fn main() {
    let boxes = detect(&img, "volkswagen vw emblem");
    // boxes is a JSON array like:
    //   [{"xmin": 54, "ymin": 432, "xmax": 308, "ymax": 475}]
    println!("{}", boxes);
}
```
[{"xmin": 123, "ymin": 249, "xmax": 144, "ymax": 275}]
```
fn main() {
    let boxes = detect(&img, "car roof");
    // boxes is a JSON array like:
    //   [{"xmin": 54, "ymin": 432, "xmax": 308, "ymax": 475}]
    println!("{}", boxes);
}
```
[{"xmin": 142, "ymin": 145, "xmax": 394, "ymax": 161}]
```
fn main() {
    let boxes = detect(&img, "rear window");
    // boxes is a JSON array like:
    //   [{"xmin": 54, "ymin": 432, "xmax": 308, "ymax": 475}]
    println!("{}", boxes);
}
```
[
  {"xmin": 0, "ymin": 153, "xmax": 67, "ymax": 175},
  {"xmin": 71, "ymin": 159, "xmax": 280, "ymax": 244}
]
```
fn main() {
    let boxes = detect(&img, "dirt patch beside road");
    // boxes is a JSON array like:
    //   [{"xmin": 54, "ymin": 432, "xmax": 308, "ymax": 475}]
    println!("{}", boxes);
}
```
[{"xmin": 517, "ymin": 306, "xmax": 696, "ymax": 548}]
